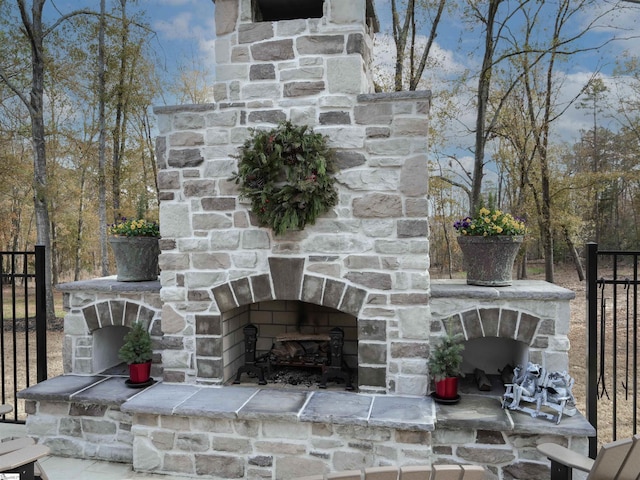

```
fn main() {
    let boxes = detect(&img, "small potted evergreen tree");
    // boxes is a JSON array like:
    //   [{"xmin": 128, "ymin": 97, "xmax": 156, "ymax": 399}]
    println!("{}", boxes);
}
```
[
  {"xmin": 119, "ymin": 321, "xmax": 153, "ymax": 385},
  {"xmin": 428, "ymin": 332, "xmax": 465, "ymax": 402}
]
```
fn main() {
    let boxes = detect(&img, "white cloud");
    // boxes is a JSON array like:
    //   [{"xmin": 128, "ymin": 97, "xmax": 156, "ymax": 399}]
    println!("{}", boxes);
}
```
[
  {"xmin": 372, "ymin": 32, "xmax": 466, "ymax": 90},
  {"xmin": 153, "ymin": 12, "xmax": 197, "ymax": 40}
]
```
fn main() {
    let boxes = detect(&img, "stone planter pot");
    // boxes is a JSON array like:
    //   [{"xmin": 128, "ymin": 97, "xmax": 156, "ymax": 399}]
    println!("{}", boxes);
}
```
[
  {"xmin": 108, "ymin": 236, "xmax": 160, "ymax": 282},
  {"xmin": 457, "ymin": 235, "xmax": 524, "ymax": 287}
]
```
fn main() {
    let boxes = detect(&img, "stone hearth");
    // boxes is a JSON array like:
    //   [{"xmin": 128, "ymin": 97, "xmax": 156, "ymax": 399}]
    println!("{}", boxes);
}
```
[
  {"xmin": 19, "ymin": 276, "xmax": 589, "ymax": 479},
  {"xmin": 19, "ymin": 372, "xmax": 594, "ymax": 479}
]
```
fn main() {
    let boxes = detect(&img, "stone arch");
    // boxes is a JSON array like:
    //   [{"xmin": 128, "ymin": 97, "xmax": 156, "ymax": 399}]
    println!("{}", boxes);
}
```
[
  {"xmin": 441, "ymin": 307, "xmax": 542, "ymax": 346},
  {"xmin": 81, "ymin": 300, "xmax": 157, "ymax": 333},
  {"xmin": 205, "ymin": 258, "xmax": 368, "ymax": 386},
  {"xmin": 211, "ymin": 257, "xmax": 368, "ymax": 316},
  {"xmin": 436, "ymin": 307, "xmax": 543, "ymax": 377}
]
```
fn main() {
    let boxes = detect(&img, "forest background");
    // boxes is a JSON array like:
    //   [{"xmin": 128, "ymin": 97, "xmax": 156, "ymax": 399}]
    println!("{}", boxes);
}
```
[{"xmin": 1, "ymin": 0, "xmax": 640, "ymax": 320}]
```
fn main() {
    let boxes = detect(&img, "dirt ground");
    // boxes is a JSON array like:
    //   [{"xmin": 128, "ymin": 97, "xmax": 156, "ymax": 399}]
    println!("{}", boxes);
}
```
[{"xmin": 1, "ymin": 323, "xmax": 64, "ymax": 421}]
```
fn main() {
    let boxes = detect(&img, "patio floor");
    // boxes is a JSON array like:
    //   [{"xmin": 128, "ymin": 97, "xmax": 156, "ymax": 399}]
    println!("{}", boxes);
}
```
[{"xmin": 0, "ymin": 422, "xmax": 193, "ymax": 480}]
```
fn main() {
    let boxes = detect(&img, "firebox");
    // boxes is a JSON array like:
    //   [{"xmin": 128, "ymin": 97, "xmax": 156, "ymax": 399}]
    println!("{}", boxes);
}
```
[
  {"xmin": 233, "ymin": 322, "xmax": 353, "ymax": 389},
  {"xmin": 223, "ymin": 300, "xmax": 357, "ymax": 389}
]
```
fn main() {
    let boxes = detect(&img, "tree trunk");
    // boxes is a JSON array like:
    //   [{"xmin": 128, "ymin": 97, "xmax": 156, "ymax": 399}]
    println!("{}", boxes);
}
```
[
  {"xmin": 563, "ymin": 226, "xmax": 585, "ymax": 281},
  {"xmin": 98, "ymin": 0, "xmax": 109, "ymax": 276},
  {"xmin": 471, "ymin": 0, "xmax": 501, "ymax": 214},
  {"xmin": 74, "ymin": 166, "xmax": 87, "ymax": 281},
  {"xmin": 18, "ymin": 0, "xmax": 56, "ymax": 321},
  {"xmin": 112, "ymin": 0, "xmax": 132, "ymax": 222}
]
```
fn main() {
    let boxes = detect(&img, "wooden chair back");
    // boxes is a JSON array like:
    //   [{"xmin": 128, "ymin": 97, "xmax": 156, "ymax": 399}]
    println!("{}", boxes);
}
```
[
  {"xmin": 588, "ymin": 434, "xmax": 640, "ymax": 480},
  {"xmin": 609, "ymin": 434, "xmax": 640, "ymax": 480},
  {"xmin": 300, "ymin": 465, "xmax": 486, "ymax": 480}
]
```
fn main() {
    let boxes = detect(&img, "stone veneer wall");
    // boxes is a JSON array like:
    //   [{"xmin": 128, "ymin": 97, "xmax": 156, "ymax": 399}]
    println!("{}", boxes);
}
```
[
  {"xmin": 212, "ymin": 0, "xmax": 377, "ymax": 104},
  {"xmin": 25, "ymin": 400, "xmax": 134, "ymax": 464},
  {"xmin": 153, "ymin": 0, "xmax": 431, "ymax": 395},
  {"xmin": 155, "ymin": 91, "xmax": 431, "ymax": 395},
  {"xmin": 130, "ymin": 414, "xmax": 433, "ymax": 478},
  {"xmin": 23, "ymin": 396, "xmax": 591, "ymax": 479},
  {"xmin": 431, "ymin": 428, "xmax": 588, "ymax": 480},
  {"xmin": 429, "ymin": 281, "xmax": 574, "ymax": 374},
  {"xmin": 60, "ymin": 281, "xmax": 163, "ymax": 377}
]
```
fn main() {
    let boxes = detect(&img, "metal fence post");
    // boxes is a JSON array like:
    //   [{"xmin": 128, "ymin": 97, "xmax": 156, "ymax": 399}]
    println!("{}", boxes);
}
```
[
  {"xmin": 35, "ymin": 245, "xmax": 47, "ymax": 383},
  {"xmin": 585, "ymin": 242, "xmax": 598, "ymax": 459}
]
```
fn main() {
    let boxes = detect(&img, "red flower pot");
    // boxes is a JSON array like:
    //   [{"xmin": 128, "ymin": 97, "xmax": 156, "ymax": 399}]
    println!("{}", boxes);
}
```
[
  {"xmin": 128, "ymin": 361, "xmax": 151, "ymax": 384},
  {"xmin": 435, "ymin": 377, "xmax": 458, "ymax": 399}
]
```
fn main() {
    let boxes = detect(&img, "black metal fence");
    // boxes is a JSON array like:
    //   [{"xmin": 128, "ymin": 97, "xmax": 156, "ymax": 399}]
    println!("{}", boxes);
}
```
[
  {"xmin": 586, "ymin": 242, "xmax": 639, "ymax": 458},
  {"xmin": 0, "ymin": 245, "xmax": 47, "ymax": 423}
]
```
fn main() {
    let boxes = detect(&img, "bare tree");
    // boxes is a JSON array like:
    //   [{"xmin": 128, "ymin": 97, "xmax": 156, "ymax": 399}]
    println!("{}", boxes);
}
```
[
  {"xmin": 0, "ymin": 0, "xmax": 89, "ymax": 319},
  {"xmin": 98, "ymin": 0, "xmax": 109, "ymax": 276},
  {"xmin": 391, "ymin": 0, "xmax": 446, "ymax": 91}
]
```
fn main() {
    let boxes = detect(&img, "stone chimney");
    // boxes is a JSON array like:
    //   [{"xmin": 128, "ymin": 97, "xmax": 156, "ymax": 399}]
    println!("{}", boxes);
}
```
[
  {"xmin": 212, "ymin": 0, "xmax": 378, "ymax": 104},
  {"xmin": 153, "ymin": 0, "xmax": 431, "ymax": 394}
]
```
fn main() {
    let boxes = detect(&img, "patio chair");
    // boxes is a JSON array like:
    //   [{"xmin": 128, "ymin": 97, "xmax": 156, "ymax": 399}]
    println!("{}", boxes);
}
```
[
  {"xmin": 298, "ymin": 464, "xmax": 486, "ymax": 480},
  {"xmin": 0, "ymin": 437, "xmax": 50, "ymax": 480},
  {"xmin": 537, "ymin": 433, "xmax": 640, "ymax": 480}
]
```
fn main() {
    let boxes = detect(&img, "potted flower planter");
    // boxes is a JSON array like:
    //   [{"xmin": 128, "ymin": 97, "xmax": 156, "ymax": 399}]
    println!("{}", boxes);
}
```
[
  {"xmin": 108, "ymin": 218, "xmax": 160, "ymax": 282},
  {"xmin": 454, "ymin": 207, "xmax": 526, "ymax": 287},
  {"xmin": 457, "ymin": 235, "xmax": 523, "ymax": 286},
  {"xmin": 108, "ymin": 236, "xmax": 160, "ymax": 282}
]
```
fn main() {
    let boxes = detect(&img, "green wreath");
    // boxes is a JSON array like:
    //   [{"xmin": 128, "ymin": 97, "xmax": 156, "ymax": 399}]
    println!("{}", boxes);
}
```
[{"xmin": 230, "ymin": 121, "xmax": 338, "ymax": 236}]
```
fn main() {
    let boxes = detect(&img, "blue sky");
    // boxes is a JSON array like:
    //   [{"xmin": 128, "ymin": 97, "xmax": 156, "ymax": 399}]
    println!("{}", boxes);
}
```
[
  {"xmin": 131, "ymin": 0, "xmax": 638, "ymax": 140},
  {"xmin": 43, "ymin": 0, "xmax": 640, "ymax": 183},
  {"xmin": 44, "ymin": 0, "xmax": 217, "ymax": 84},
  {"xmin": 44, "ymin": 1, "xmax": 640, "ymax": 118}
]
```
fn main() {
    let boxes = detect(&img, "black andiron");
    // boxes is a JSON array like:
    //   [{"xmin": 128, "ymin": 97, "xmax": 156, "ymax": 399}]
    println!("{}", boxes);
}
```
[
  {"xmin": 319, "ymin": 327, "xmax": 353, "ymax": 390},
  {"xmin": 233, "ymin": 323, "xmax": 267, "ymax": 385}
]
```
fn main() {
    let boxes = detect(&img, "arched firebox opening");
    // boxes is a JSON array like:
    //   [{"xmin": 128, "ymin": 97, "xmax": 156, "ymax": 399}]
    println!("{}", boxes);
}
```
[
  {"xmin": 437, "ymin": 306, "xmax": 544, "ymax": 394},
  {"xmin": 462, "ymin": 337, "xmax": 528, "ymax": 376},
  {"xmin": 222, "ymin": 300, "xmax": 357, "ymax": 389},
  {"xmin": 93, "ymin": 325, "xmax": 128, "ymax": 374},
  {"xmin": 460, "ymin": 337, "xmax": 529, "ymax": 393}
]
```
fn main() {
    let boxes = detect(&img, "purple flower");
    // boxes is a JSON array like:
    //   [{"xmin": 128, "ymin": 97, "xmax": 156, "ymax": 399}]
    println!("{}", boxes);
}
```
[{"xmin": 453, "ymin": 217, "xmax": 472, "ymax": 230}]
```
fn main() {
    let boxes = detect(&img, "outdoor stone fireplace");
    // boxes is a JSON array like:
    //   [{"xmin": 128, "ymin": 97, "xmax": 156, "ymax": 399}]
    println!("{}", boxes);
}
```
[{"xmin": 19, "ymin": 1, "xmax": 595, "ymax": 479}]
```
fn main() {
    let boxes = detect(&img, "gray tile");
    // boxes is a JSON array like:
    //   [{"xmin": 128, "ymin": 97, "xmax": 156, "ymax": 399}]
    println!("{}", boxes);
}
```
[
  {"xmin": 239, "ymin": 389, "xmax": 309, "ymax": 420},
  {"xmin": 434, "ymin": 394, "xmax": 512, "ymax": 430},
  {"xmin": 56, "ymin": 277, "xmax": 161, "ymax": 293},
  {"xmin": 71, "ymin": 377, "xmax": 146, "ymax": 405},
  {"xmin": 175, "ymin": 386, "xmax": 259, "ymax": 418},
  {"xmin": 300, "ymin": 391, "xmax": 372, "ymax": 426},
  {"xmin": 369, "ymin": 395, "xmax": 435, "ymax": 431},
  {"xmin": 508, "ymin": 407, "xmax": 596, "ymax": 436},
  {"xmin": 17, "ymin": 375, "xmax": 107, "ymax": 401},
  {"xmin": 121, "ymin": 383, "xmax": 200, "ymax": 415}
]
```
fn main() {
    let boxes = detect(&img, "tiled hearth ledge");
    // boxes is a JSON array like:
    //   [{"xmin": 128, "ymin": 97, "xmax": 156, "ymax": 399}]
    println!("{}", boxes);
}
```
[{"xmin": 19, "ymin": 374, "xmax": 595, "ymax": 479}]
